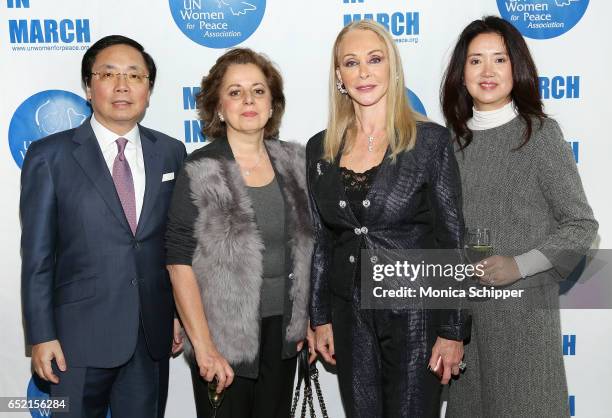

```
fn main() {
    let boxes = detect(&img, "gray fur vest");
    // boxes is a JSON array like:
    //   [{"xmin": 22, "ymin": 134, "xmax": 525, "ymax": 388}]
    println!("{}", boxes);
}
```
[{"xmin": 183, "ymin": 139, "xmax": 313, "ymax": 367}]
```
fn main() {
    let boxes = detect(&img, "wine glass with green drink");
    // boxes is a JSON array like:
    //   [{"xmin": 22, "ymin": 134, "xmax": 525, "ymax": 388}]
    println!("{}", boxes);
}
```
[
  {"xmin": 465, "ymin": 227, "xmax": 493, "ymax": 263},
  {"xmin": 465, "ymin": 228, "xmax": 493, "ymax": 301},
  {"xmin": 208, "ymin": 378, "xmax": 225, "ymax": 418}
]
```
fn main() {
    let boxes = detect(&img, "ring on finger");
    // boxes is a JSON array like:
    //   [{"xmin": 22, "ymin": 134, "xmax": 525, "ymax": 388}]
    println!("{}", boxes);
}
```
[{"xmin": 458, "ymin": 361, "xmax": 467, "ymax": 371}]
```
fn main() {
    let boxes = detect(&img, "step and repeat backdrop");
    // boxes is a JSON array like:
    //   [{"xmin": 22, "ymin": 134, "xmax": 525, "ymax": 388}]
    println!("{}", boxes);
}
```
[{"xmin": 1, "ymin": 1, "xmax": 610, "ymax": 417}]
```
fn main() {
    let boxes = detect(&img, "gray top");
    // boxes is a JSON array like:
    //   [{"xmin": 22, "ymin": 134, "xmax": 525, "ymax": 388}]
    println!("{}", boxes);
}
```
[
  {"xmin": 247, "ymin": 177, "xmax": 286, "ymax": 317},
  {"xmin": 456, "ymin": 116, "xmax": 597, "ymax": 289}
]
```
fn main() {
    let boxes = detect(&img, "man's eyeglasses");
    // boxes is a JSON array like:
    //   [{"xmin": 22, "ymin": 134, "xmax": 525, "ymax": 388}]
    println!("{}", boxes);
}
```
[{"xmin": 90, "ymin": 72, "xmax": 150, "ymax": 84}]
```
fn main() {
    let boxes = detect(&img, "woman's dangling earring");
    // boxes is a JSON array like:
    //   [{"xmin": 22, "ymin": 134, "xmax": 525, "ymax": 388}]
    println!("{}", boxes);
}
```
[
  {"xmin": 218, "ymin": 112, "xmax": 225, "ymax": 122},
  {"xmin": 336, "ymin": 80, "xmax": 348, "ymax": 94}
]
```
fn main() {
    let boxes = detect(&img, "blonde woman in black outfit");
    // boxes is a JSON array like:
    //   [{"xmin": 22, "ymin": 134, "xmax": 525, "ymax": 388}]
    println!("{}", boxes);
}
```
[{"xmin": 307, "ymin": 20, "xmax": 470, "ymax": 418}]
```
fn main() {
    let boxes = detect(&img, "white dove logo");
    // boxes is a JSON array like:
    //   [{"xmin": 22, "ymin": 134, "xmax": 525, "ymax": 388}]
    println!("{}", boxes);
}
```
[
  {"xmin": 555, "ymin": 0, "xmax": 580, "ymax": 6},
  {"xmin": 35, "ymin": 99, "xmax": 88, "ymax": 135},
  {"xmin": 215, "ymin": 0, "xmax": 256, "ymax": 16}
]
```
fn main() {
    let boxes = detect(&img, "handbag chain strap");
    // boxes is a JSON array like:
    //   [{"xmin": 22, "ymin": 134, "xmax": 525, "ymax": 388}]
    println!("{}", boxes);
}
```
[
  {"xmin": 310, "ymin": 367, "xmax": 329, "ymax": 418},
  {"xmin": 290, "ymin": 373, "xmax": 303, "ymax": 417},
  {"xmin": 290, "ymin": 345, "xmax": 329, "ymax": 418}
]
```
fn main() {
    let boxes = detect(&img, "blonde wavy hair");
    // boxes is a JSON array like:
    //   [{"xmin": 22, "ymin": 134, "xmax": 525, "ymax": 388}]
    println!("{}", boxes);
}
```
[{"xmin": 323, "ymin": 20, "xmax": 422, "ymax": 162}]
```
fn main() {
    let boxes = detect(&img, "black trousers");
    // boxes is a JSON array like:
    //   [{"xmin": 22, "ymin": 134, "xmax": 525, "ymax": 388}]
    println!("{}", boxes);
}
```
[
  {"xmin": 50, "ymin": 322, "xmax": 169, "ymax": 418},
  {"xmin": 332, "ymin": 295, "xmax": 442, "ymax": 418},
  {"xmin": 191, "ymin": 315, "xmax": 297, "ymax": 418}
]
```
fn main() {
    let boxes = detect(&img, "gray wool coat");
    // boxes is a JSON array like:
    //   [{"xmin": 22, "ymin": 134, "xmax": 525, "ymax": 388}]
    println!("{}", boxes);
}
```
[
  {"xmin": 168, "ymin": 138, "xmax": 313, "ymax": 378},
  {"xmin": 446, "ymin": 117, "xmax": 597, "ymax": 418}
]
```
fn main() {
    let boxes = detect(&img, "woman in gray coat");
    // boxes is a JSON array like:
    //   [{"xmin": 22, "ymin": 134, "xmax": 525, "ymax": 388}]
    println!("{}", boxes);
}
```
[
  {"xmin": 441, "ymin": 16, "xmax": 598, "ymax": 418},
  {"xmin": 165, "ymin": 48, "xmax": 314, "ymax": 418}
]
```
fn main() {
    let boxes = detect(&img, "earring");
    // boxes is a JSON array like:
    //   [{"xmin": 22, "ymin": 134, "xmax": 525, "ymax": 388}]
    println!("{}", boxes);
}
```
[
  {"xmin": 336, "ymin": 80, "xmax": 348, "ymax": 94},
  {"xmin": 269, "ymin": 108, "xmax": 273, "ymax": 117},
  {"xmin": 218, "ymin": 112, "xmax": 225, "ymax": 122}
]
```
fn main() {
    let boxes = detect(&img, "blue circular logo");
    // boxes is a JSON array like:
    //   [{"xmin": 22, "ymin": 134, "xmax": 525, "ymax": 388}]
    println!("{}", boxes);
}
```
[
  {"xmin": 497, "ymin": 0, "xmax": 589, "ymax": 39},
  {"xmin": 27, "ymin": 375, "xmax": 50, "ymax": 418},
  {"xmin": 27, "ymin": 375, "xmax": 111, "ymax": 417},
  {"xmin": 406, "ymin": 88, "xmax": 427, "ymax": 116},
  {"xmin": 9, "ymin": 90, "xmax": 90, "ymax": 169},
  {"xmin": 169, "ymin": 0, "xmax": 266, "ymax": 48}
]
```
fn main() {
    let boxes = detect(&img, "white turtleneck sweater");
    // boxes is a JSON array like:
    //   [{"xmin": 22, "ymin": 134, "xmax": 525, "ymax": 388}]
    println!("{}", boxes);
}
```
[
  {"xmin": 466, "ymin": 101, "xmax": 553, "ymax": 279},
  {"xmin": 467, "ymin": 101, "xmax": 518, "ymax": 131}
]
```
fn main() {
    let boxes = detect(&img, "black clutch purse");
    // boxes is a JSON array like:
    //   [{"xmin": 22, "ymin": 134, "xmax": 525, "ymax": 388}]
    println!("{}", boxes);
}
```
[{"xmin": 290, "ymin": 344, "xmax": 329, "ymax": 418}]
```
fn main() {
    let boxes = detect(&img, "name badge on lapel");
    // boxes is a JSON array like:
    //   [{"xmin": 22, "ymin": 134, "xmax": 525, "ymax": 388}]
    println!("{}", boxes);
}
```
[{"xmin": 162, "ymin": 172, "xmax": 175, "ymax": 182}]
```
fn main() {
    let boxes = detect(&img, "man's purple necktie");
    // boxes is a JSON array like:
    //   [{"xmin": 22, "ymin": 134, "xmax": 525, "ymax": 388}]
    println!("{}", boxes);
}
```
[{"xmin": 112, "ymin": 137, "xmax": 137, "ymax": 235}]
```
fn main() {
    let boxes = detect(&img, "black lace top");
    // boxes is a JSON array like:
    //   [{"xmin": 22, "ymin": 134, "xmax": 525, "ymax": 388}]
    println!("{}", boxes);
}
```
[{"xmin": 340, "ymin": 164, "xmax": 380, "ymax": 222}]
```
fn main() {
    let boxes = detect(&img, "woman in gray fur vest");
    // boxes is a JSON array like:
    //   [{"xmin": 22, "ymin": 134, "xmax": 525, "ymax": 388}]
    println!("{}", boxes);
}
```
[
  {"xmin": 165, "ymin": 48, "xmax": 314, "ymax": 418},
  {"xmin": 441, "ymin": 17, "xmax": 598, "ymax": 418}
]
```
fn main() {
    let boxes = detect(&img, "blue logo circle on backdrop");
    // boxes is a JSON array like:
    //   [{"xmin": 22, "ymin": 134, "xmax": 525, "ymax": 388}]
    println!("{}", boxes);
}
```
[
  {"xmin": 169, "ymin": 0, "xmax": 266, "ymax": 48},
  {"xmin": 27, "ymin": 375, "xmax": 111, "ymax": 417},
  {"xmin": 406, "ymin": 88, "xmax": 427, "ymax": 116},
  {"xmin": 497, "ymin": 0, "xmax": 589, "ymax": 39},
  {"xmin": 27, "ymin": 375, "xmax": 50, "ymax": 418},
  {"xmin": 8, "ymin": 90, "xmax": 90, "ymax": 169}
]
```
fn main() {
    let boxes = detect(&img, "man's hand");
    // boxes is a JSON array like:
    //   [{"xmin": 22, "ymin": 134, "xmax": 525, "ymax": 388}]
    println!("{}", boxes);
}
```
[
  {"xmin": 32, "ymin": 340, "xmax": 66, "ymax": 384},
  {"xmin": 172, "ymin": 318, "xmax": 184, "ymax": 355}
]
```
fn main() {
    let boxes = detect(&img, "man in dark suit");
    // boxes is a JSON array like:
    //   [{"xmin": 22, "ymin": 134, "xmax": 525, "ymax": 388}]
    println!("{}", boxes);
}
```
[{"xmin": 20, "ymin": 35, "xmax": 186, "ymax": 417}]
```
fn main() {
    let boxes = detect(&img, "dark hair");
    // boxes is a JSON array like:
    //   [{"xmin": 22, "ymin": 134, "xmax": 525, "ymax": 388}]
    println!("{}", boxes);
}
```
[
  {"xmin": 197, "ymin": 48, "xmax": 285, "ymax": 140},
  {"xmin": 81, "ymin": 35, "xmax": 156, "ymax": 88},
  {"xmin": 440, "ymin": 16, "xmax": 546, "ymax": 149}
]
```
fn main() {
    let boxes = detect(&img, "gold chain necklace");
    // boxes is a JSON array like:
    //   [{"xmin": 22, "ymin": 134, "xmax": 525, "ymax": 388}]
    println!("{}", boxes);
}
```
[{"xmin": 238, "ymin": 147, "xmax": 264, "ymax": 176}]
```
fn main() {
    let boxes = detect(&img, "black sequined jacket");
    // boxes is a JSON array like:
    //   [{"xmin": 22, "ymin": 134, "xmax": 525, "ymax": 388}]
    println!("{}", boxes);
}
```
[{"xmin": 306, "ymin": 122, "xmax": 470, "ymax": 341}]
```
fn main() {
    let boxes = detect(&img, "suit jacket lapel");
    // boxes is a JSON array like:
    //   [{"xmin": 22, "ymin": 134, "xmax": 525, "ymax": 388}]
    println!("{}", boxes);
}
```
[
  {"xmin": 137, "ymin": 127, "xmax": 162, "ymax": 237},
  {"xmin": 72, "ymin": 121, "xmax": 133, "ymax": 233}
]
